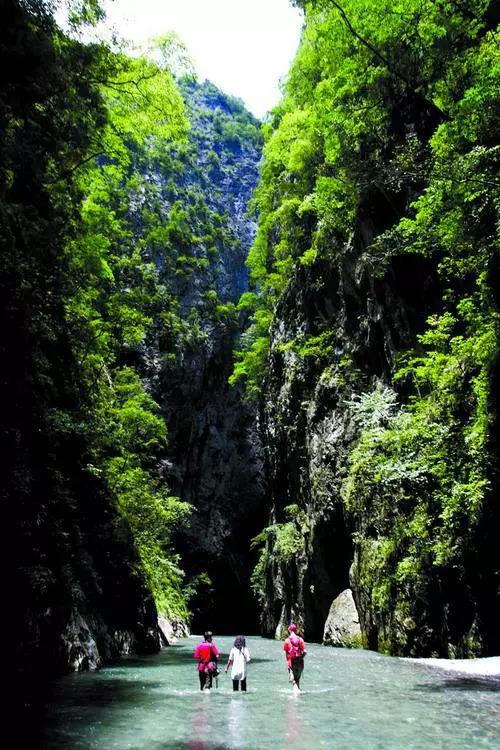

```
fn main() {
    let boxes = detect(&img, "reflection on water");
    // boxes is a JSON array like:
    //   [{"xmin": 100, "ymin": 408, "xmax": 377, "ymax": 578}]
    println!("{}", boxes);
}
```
[
  {"xmin": 42, "ymin": 636, "xmax": 500, "ymax": 750},
  {"xmin": 227, "ymin": 697, "xmax": 246, "ymax": 748},
  {"xmin": 284, "ymin": 692, "xmax": 307, "ymax": 748},
  {"xmin": 189, "ymin": 699, "xmax": 209, "ymax": 749}
]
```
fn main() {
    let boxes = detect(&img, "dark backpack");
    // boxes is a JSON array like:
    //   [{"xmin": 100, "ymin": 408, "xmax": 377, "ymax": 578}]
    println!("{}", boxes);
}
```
[
  {"xmin": 207, "ymin": 660, "xmax": 219, "ymax": 675},
  {"xmin": 288, "ymin": 635, "xmax": 304, "ymax": 660}
]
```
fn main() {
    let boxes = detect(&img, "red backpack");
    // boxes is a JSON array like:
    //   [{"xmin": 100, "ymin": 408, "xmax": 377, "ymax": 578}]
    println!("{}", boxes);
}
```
[{"xmin": 288, "ymin": 635, "xmax": 304, "ymax": 660}]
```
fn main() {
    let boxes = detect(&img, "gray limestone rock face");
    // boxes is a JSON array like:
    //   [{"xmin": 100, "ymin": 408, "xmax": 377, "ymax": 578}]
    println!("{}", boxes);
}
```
[
  {"xmin": 323, "ymin": 589, "xmax": 362, "ymax": 648},
  {"xmin": 59, "ymin": 610, "xmax": 103, "ymax": 671},
  {"xmin": 158, "ymin": 615, "xmax": 190, "ymax": 646},
  {"xmin": 58, "ymin": 609, "xmax": 148, "ymax": 672}
]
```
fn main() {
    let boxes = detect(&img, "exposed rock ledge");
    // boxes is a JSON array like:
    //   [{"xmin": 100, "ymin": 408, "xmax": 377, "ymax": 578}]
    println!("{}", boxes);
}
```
[
  {"xmin": 158, "ymin": 615, "xmax": 190, "ymax": 646},
  {"xmin": 405, "ymin": 656, "xmax": 500, "ymax": 678}
]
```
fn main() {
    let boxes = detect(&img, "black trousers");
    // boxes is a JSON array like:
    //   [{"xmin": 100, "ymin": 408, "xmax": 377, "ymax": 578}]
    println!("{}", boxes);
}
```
[
  {"xmin": 290, "ymin": 658, "xmax": 304, "ymax": 685},
  {"xmin": 199, "ymin": 671, "xmax": 213, "ymax": 690},
  {"xmin": 232, "ymin": 678, "xmax": 247, "ymax": 691}
]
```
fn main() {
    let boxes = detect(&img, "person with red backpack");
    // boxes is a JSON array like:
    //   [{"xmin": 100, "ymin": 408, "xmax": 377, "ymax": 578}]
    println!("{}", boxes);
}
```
[
  {"xmin": 194, "ymin": 631, "xmax": 220, "ymax": 690},
  {"xmin": 283, "ymin": 623, "xmax": 307, "ymax": 691}
]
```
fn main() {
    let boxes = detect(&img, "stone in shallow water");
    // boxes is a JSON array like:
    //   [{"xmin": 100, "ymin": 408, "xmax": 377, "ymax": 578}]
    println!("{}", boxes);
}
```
[
  {"xmin": 60, "ymin": 610, "xmax": 102, "ymax": 671},
  {"xmin": 158, "ymin": 615, "xmax": 189, "ymax": 646},
  {"xmin": 323, "ymin": 588, "xmax": 362, "ymax": 648}
]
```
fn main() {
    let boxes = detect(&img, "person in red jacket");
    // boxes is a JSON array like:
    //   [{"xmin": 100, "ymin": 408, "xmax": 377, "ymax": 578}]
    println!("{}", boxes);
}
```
[
  {"xmin": 194, "ymin": 631, "xmax": 220, "ymax": 690},
  {"xmin": 283, "ymin": 623, "xmax": 307, "ymax": 691}
]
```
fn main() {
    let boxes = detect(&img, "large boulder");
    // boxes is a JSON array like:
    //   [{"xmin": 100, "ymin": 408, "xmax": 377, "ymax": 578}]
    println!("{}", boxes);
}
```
[
  {"xmin": 158, "ymin": 616, "xmax": 190, "ymax": 646},
  {"xmin": 323, "ymin": 589, "xmax": 362, "ymax": 648}
]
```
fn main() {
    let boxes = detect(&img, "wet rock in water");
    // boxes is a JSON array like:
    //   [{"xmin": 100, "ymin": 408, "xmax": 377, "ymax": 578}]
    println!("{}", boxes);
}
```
[
  {"xmin": 58, "ymin": 608, "xmax": 156, "ymax": 671},
  {"xmin": 158, "ymin": 616, "xmax": 190, "ymax": 646},
  {"xmin": 323, "ymin": 589, "xmax": 362, "ymax": 648},
  {"xmin": 60, "ymin": 610, "xmax": 106, "ymax": 671}
]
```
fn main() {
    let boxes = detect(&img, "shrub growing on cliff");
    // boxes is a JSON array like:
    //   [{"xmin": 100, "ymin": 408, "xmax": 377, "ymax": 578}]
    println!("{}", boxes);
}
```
[{"xmin": 250, "ymin": 505, "xmax": 308, "ymax": 606}]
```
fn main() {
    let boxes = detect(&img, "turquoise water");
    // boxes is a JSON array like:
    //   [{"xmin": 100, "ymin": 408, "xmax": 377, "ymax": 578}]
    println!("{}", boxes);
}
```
[{"xmin": 42, "ymin": 636, "xmax": 500, "ymax": 749}]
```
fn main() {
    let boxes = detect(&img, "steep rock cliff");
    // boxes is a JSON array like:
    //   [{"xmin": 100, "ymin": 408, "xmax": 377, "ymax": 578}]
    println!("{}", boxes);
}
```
[
  {"xmin": 259, "ymin": 249, "xmax": 441, "ymax": 640},
  {"xmin": 240, "ymin": 0, "xmax": 500, "ymax": 656},
  {"xmin": 141, "ymin": 81, "xmax": 266, "ymax": 632}
]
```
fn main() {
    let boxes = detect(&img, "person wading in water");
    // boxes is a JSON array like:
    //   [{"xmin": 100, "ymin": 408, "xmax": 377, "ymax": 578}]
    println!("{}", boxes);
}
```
[
  {"xmin": 225, "ymin": 635, "xmax": 251, "ymax": 691},
  {"xmin": 194, "ymin": 631, "xmax": 220, "ymax": 690},
  {"xmin": 283, "ymin": 623, "xmax": 307, "ymax": 693}
]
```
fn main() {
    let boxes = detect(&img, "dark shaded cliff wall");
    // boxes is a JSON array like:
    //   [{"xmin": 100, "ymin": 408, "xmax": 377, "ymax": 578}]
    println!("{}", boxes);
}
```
[
  {"xmin": 2, "ymin": 0, "xmax": 159, "ymax": 729},
  {"xmin": 259, "ymin": 250, "xmax": 441, "ymax": 639}
]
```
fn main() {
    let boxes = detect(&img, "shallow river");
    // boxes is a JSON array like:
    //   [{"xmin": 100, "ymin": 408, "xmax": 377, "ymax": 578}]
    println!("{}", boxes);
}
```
[{"xmin": 42, "ymin": 636, "xmax": 500, "ymax": 749}]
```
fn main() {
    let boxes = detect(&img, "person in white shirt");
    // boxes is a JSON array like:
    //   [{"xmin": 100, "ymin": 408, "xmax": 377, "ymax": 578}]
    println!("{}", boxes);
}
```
[{"xmin": 225, "ymin": 635, "xmax": 251, "ymax": 691}]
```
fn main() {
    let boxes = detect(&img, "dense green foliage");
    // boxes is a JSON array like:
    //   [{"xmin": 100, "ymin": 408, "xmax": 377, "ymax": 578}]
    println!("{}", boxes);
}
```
[
  {"xmin": 142, "ymin": 78, "xmax": 261, "ymax": 314},
  {"xmin": 3, "ymin": 1, "xmax": 200, "ymax": 652},
  {"xmin": 77, "ymin": 73, "xmax": 262, "ymax": 618},
  {"xmin": 2, "ymin": 2, "xmax": 177, "ymax": 700},
  {"xmin": 4, "ymin": 0, "xmax": 262, "ymax": 637},
  {"xmin": 240, "ymin": 0, "xmax": 499, "ymax": 653},
  {"xmin": 66, "ymin": 44, "xmax": 194, "ymax": 619}
]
